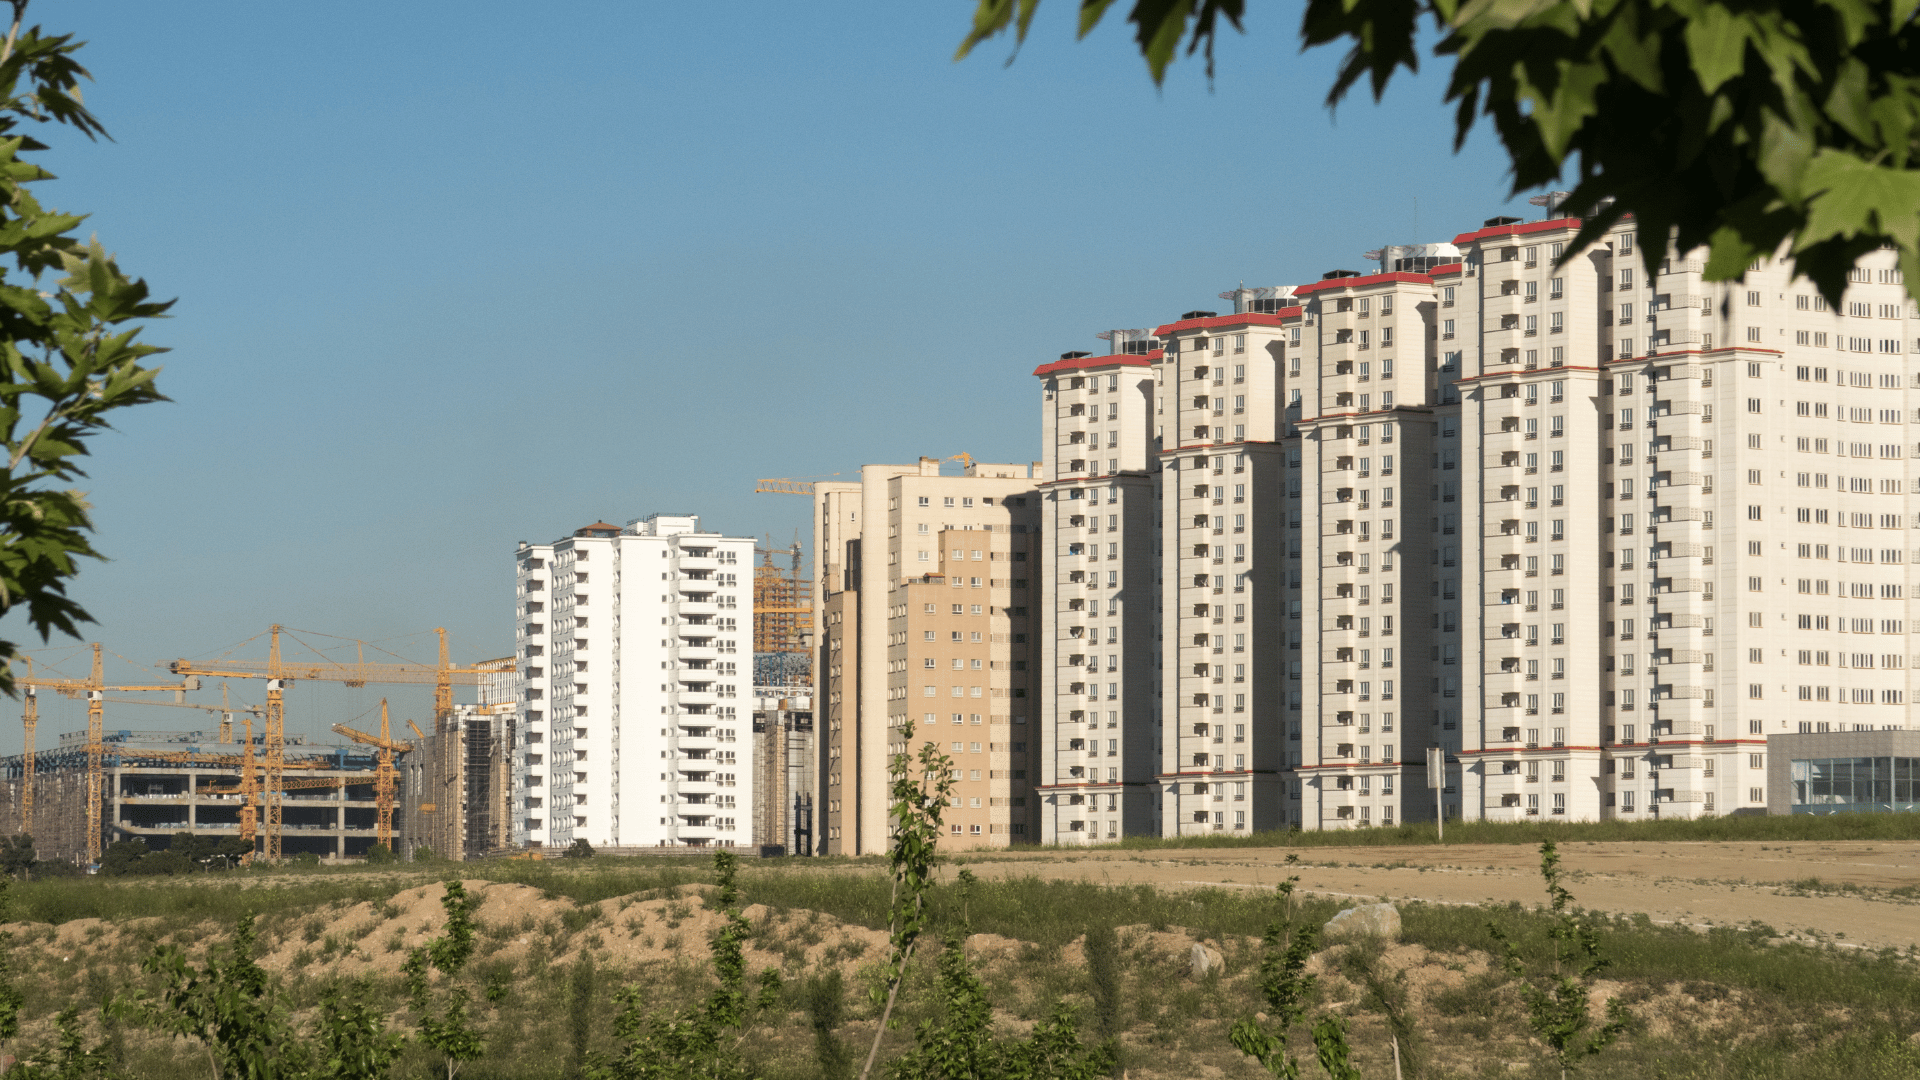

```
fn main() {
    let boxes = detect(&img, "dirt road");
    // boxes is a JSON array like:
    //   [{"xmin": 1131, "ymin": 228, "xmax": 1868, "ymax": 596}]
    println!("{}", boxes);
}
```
[{"xmin": 950, "ymin": 841, "xmax": 1920, "ymax": 950}]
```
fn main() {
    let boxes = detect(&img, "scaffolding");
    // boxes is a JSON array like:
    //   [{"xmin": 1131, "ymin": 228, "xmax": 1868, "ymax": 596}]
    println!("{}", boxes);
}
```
[
  {"xmin": 753, "ymin": 542, "xmax": 812, "ymax": 688},
  {"xmin": 400, "ymin": 700, "xmax": 512, "ymax": 862}
]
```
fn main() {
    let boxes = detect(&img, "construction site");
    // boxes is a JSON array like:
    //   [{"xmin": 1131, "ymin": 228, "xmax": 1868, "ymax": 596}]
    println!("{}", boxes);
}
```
[
  {"xmin": 0, "ymin": 628, "xmax": 515, "ymax": 866},
  {"xmin": 0, "ymin": 515, "xmax": 822, "ymax": 866},
  {"xmin": 748, "ymin": 532, "xmax": 816, "ymax": 856}
]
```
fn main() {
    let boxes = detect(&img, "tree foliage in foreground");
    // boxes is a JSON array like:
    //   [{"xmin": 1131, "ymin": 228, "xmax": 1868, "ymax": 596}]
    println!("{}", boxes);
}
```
[
  {"xmin": 0, "ymin": 0, "xmax": 168, "ymax": 692},
  {"xmin": 888, "ymin": 870, "xmax": 1113, "ymax": 1080},
  {"xmin": 1490, "ymin": 840, "xmax": 1631, "ymax": 1079},
  {"xmin": 1229, "ymin": 873, "xmax": 1358, "ymax": 1080},
  {"xmin": 959, "ymin": 0, "xmax": 1920, "ymax": 308},
  {"xmin": 588, "ymin": 849, "xmax": 782, "ymax": 1080},
  {"xmin": 136, "ymin": 913, "xmax": 294, "ymax": 1080},
  {"xmin": 405, "ymin": 881, "xmax": 485, "ymax": 1080}
]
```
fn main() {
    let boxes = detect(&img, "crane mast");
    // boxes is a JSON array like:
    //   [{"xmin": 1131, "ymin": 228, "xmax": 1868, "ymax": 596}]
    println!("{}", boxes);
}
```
[
  {"xmin": 85, "ymin": 645, "xmax": 102, "ymax": 866},
  {"xmin": 20, "ymin": 658, "xmax": 33, "ymax": 838},
  {"xmin": 330, "ymin": 699, "xmax": 411, "ymax": 853},
  {"xmin": 265, "ymin": 626, "xmax": 285, "ymax": 859},
  {"xmin": 239, "ymin": 714, "xmax": 257, "ymax": 857}
]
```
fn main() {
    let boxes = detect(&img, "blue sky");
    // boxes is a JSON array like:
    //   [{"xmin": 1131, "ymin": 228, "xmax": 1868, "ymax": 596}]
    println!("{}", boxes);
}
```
[{"xmin": 7, "ymin": 1, "xmax": 1526, "ymax": 746}]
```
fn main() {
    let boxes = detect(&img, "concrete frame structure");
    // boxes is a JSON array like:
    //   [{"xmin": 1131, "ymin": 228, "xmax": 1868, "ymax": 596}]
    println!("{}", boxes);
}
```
[
  {"xmin": 0, "ymin": 730, "xmax": 387, "ymax": 862},
  {"xmin": 813, "ymin": 458, "xmax": 1042, "ymax": 855},
  {"xmin": 512, "ymin": 514, "xmax": 756, "ymax": 849},
  {"xmin": 401, "ymin": 700, "xmax": 512, "ymax": 861},
  {"xmin": 752, "ymin": 687, "xmax": 816, "ymax": 854}
]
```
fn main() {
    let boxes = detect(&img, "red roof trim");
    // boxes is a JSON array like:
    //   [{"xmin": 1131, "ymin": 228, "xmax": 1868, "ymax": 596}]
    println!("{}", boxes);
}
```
[
  {"xmin": 1152, "ymin": 312, "xmax": 1287, "ymax": 336},
  {"xmin": 1291, "ymin": 271, "xmax": 1434, "ymax": 297},
  {"xmin": 1455, "ymin": 366, "xmax": 1604, "ymax": 383},
  {"xmin": 1603, "ymin": 346, "xmax": 1784, "ymax": 362},
  {"xmin": 1430, "ymin": 262, "xmax": 1463, "ymax": 277},
  {"xmin": 1451, "ymin": 216, "xmax": 1582, "ymax": 246},
  {"xmin": 1032, "ymin": 351, "xmax": 1159, "ymax": 376}
]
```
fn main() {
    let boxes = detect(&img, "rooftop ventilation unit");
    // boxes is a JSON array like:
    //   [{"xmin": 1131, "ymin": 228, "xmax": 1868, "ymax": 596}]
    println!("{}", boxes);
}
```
[
  {"xmin": 1059, "ymin": 350, "xmax": 1091, "ymax": 360},
  {"xmin": 1180, "ymin": 310, "xmax": 1218, "ymax": 320},
  {"xmin": 1483, "ymin": 215, "xmax": 1524, "ymax": 227}
]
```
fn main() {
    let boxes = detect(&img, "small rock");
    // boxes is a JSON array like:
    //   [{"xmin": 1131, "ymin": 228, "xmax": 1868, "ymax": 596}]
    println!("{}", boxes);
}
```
[
  {"xmin": 1188, "ymin": 942, "xmax": 1224, "ymax": 978},
  {"xmin": 1323, "ymin": 903, "xmax": 1401, "ymax": 941}
]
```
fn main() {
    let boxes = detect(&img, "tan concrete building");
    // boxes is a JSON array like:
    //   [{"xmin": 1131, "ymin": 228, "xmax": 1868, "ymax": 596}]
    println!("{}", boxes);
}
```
[{"xmin": 813, "ymin": 458, "xmax": 1042, "ymax": 854}]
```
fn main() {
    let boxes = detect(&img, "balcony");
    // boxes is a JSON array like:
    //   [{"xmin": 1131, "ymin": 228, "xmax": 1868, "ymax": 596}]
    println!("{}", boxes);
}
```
[
  {"xmin": 1653, "ymin": 503, "xmax": 1713, "ymax": 530},
  {"xmin": 675, "ymin": 555, "xmax": 719, "ymax": 573},
  {"xmin": 673, "ymin": 816, "xmax": 717, "ymax": 838},
  {"xmin": 1482, "ymin": 771, "xmax": 1526, "ymax": 796},
  {"xmin": 674, "ymin": 598, "xmax": 720, "ymax": 618},
  {"xmin": 1652, "ymin": 400, "xmax": 1711, "ymax": 435},
  {"xmin": 675, "ymin": 733, "xmax": 718, "ymax": 753},
  {"xmin": 672, "ymin": 687, "xmax": 718, "ymax": 707},
  {"xmin": 671, "ymin": 642, "xmax": 718, "ymax": 664}
]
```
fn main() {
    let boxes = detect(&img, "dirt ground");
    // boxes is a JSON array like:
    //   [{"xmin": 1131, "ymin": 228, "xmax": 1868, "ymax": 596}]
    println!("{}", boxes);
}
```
[{"xmin": 943, "ymin": 841, "xmax": 1920, "ymax": 951}]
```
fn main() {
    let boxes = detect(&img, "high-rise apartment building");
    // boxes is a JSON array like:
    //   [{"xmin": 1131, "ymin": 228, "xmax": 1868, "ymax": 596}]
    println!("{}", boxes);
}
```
[
  {"xmin": 1034, "ymin": 213, "xmax": 1916, "ymax": 838},
  {"xmin": 1453, "ymin": 218, "xmax": 1915, "ymax": 821},
  {"xmin": 511, "ymin": 514, "xmax": 756, "ymax": 850},
  {"xmin": 1034, "ymin": 345, "xmax": 1161, "ymax": 841},
  {"xmin": 1039, "ymin": 280, "xmax": 1453, "ymax": 840},
  {"xmin": 812, "ymin": 458, "xmax": 1041, "ymax": 854}
]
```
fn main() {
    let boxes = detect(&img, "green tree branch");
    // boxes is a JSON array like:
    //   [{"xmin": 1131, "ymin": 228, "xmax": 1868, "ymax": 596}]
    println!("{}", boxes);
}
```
[{"xmin": 959, "ymin": 0, "xmax": 1920, "ymax": 309}]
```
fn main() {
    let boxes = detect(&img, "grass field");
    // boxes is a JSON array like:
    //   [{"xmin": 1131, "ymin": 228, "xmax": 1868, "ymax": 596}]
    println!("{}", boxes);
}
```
[
  {"xmin": 1052, "ymin": 809, "xmax": 1920, "ymax": 851},
  {"xmin": 2, "ymin": 819, "xmax": 1917, "ymax": 1079}
]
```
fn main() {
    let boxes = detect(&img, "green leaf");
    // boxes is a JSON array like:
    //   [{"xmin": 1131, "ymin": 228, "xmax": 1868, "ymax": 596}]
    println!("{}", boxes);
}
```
[
  {"xmin": 1681, "ymin": 5, "xmax": 1751, "ymax": 93},
  {"xmin": 1798, "ymin": 150, "xmax": 1920, "ymax": 253}
]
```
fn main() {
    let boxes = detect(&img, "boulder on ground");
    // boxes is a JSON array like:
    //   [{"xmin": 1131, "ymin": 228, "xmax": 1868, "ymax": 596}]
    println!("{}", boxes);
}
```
[
  {"xmin": 1322, "ymin": 903, "xmax": 1401, "ymax": 941},
  {"xmin": 1188, "ymin": 942, "xmax": 1224, "ymax": 978}
]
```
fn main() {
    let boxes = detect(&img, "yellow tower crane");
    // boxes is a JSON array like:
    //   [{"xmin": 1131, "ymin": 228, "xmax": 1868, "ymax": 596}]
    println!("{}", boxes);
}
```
[
  {"xmin": 330, "ymin": 699, "xmax": 413, "ymax": 853},
  {"xmin": 169, "ymin": 626, "xmax": 513, "ymax": 860},
  {"xmin": 18, "ymin": 644, "xmax": 206, "ymax": 865}
]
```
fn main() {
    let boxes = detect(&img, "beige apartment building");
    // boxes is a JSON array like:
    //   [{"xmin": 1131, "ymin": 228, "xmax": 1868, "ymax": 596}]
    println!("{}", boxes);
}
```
[
  {"xmin": 1031, "ymin": 212, "xmax": 1918, "ymax": 840},
  {"xmin": 813, "ymin": 458, "xmax": 1042, "ymax": 854},
  {"xmin": 1455, "ymin": 218, "xmax": 1918, "ymax": 821}
]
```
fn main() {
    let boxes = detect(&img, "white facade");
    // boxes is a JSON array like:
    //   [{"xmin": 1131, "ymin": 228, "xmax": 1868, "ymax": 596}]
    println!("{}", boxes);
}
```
[{"xmin": 512, "ymin": 514, "xmax": 755, "ymax": 849}]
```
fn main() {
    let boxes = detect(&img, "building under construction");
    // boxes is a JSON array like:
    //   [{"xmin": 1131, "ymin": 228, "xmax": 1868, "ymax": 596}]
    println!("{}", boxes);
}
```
[
  {"xmin": 751, "ymin": 542, "xmax": 816, "ymax": 854},
  {"xmin": 0, "ymin": 630, "xmax": 518, "ymax": 865},
  {"xmin": 399, "ymin": 698, "xmax": 515, "ymax": 862},
  {"xmin": 752, "ymin": 542, "xmax": 814, "ymax": 688},
  {"xmin": 752, "ymin": 690, "xmax": 815, "ymax": 855},
  {"xmin": 0, "ymin": 729, "xmax": 389, "ymax": 862}
]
